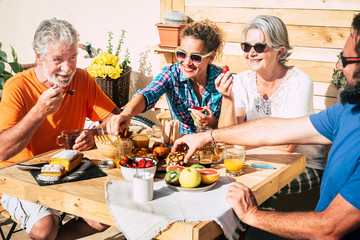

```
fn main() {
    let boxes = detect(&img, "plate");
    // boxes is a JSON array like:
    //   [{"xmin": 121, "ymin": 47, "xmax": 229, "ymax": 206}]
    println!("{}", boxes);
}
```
[
  {"xmin": 165, "ymin": 181, "xmax": 217, "ymax": 193},
  {"xmin": 29, "ymin": 158, "xmax": 107, "ymax": 186}
]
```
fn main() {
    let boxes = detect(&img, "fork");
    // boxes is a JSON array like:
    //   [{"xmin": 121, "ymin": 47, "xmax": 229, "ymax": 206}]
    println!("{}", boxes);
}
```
[{"xmin": 63, "ymin": 90, "xmax": 75, "ymax": 95}]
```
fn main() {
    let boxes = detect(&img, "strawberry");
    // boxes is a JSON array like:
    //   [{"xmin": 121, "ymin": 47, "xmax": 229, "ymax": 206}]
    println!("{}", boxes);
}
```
[
  {"xmin": 222, "ymin": 65, "xmax": 229, "ymax": 74},
  {"xmin": 145, "ymin": 160, "xmax": 155, "ymax": 168},
  {"xmin": 132, "ymin": 162, "xmax": 137, "ymax": 168},
  {"xmin": 120, "ymin": 160, "xmax": 126, "ymax": 166},
  {"xmin": 137, "ymin": 158, "xmax": 146, "ymax": 168}
]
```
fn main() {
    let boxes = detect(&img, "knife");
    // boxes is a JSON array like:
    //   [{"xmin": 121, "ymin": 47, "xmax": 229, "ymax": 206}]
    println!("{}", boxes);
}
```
[{"xmin": 16, "ymin": 164, "xmax": 43, "ymax": 171}]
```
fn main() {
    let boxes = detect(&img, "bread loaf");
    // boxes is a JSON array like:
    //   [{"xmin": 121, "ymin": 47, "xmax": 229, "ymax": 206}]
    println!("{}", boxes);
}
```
[
  {"xmin": 38, "ymin": 164, "xmax": 65, "ymax": 182},
  {"xmin": 49, "ymin": 150, "xmax": 83, "ymax": 172}
]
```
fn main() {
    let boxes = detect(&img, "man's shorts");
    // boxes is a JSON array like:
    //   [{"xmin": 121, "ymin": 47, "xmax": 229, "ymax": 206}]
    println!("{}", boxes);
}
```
[{"xmin": 1, "ymin": 194, "xmax": 60, "ymax": 233}]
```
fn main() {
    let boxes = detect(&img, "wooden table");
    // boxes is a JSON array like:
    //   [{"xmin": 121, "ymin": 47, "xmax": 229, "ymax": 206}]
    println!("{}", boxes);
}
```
[{"xmin": 0, "ymin": 147, "xmax": 305, "ymax": 240}]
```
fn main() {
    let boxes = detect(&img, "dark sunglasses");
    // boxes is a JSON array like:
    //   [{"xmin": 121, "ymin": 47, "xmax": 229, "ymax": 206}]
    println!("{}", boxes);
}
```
[
  {"xmin": 340, "ymin": 52, "xmax": 360, "ymax": 67},
  {"xmin": 174, "ymin": 46, "xmax": 214, "ymax": 64},
  {"xmin": 241, "ymin": 42, "xmax": 269, "ymax": 53}
]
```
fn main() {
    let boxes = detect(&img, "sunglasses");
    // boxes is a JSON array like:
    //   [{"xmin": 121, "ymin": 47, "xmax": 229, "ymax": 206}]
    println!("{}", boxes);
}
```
[
  {"xmin": 174, "ymin": 47, "xmax": 214, "ymax": 64},
  {"xmin": 241, "ymin": 42, "xmax": 269, "ymax": 53},
  {"xmin": 340, "ymin": 52, "xmax": 360, "ymax": 67}
]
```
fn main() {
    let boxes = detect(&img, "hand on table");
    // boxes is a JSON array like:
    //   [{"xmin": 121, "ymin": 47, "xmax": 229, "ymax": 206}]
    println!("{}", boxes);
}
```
[
  {"xmin": 215, "ymin": 70, "xmax": 233, "ymax": 99},
  {"xmin": 226, "ymin": 182, "xmax": 259, "ymax": 224},
  {"xmin": 190, "ymin": 106, "xmax": 217, "ymax": 128},
  {"xmin": 73, "ymin": 130, "xmax": 94, "ymax": 150}
]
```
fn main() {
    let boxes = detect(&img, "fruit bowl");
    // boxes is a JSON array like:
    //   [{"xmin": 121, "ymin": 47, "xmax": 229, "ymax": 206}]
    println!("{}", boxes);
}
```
[{"xmin": 120, "ymin": 157, "xmax": 157, "ymax": 182}]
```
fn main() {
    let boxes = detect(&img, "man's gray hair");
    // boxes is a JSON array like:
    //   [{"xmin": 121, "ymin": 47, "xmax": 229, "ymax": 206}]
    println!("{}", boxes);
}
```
[
  {"xmin": 32, "ymin": 18, "xmax": 79, "ymax": 59},
  {"xmin": 242, "ymin": 15, "xmax": 292, "ymax": 64}
]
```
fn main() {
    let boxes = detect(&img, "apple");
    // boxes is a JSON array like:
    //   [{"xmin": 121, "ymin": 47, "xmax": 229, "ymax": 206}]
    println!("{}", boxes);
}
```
[{"xmin": 179, "ymin": 167, "xmax": 201, "ymax": 188}]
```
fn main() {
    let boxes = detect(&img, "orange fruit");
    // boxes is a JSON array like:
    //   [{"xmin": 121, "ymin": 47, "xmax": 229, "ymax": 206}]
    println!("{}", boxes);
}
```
[{"xmin": 199, "ymin": 169, "xmax": 220, "ymax": 185}]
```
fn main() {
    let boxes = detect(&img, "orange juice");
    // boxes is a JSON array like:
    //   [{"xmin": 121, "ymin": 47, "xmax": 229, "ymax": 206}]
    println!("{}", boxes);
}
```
[{"xmin": 224, "ymin": 158, "xmax": 244, "ymax": 171}]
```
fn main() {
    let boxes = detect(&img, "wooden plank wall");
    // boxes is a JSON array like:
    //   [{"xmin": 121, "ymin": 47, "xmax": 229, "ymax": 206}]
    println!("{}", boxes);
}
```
[{"xmin": 158, "ymin": 0, "xmax": 360, "ymax": 112}]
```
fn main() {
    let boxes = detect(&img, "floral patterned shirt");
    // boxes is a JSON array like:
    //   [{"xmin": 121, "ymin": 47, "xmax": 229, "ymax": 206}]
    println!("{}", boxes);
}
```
[{"xmin": 134, "ymin": 62, "xmax": 223, "ymax": 134}]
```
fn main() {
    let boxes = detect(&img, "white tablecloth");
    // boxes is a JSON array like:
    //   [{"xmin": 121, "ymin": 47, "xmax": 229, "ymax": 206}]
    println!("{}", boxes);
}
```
[{"xmin": 105, "ymin": 176, "xmax": 246, "ymax": 240}]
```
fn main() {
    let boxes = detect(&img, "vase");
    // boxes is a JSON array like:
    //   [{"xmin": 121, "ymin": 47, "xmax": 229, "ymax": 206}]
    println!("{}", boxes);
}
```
[
  {"xmin": 95, "ymin": 66, "xmax": 132, "ymax": 109},
  {"xmin": 156, "ymin": 23, "xmax": 186, "ymax": 49}
]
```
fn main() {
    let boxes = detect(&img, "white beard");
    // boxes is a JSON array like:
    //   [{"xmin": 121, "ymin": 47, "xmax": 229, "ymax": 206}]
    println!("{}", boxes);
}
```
[{"xmin": 42, "ymin": 63, "xmax": 74, "ymax": 87}]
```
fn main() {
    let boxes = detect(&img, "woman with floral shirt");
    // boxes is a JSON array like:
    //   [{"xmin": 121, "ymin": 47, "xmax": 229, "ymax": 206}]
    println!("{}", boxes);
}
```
[{"xmin": 107, "ymin": 19, "xmax": 226, "ymax": 135}]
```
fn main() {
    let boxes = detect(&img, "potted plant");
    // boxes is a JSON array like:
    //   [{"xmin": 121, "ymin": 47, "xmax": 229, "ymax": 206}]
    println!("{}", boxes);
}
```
[
  {"xmin": 0, "ymin": 42, "xmax": 22, "ymax": 98},
  {"xmin": 331, "ymin": 53, "xmax": 347, "ymax": 90},
  {"xmin": 156, "ymin": 10, "xmax": 189, "ymax": 49},
  {"xmin": 87, "ymin": 31, "xmax": 131, "ymax": 108}
]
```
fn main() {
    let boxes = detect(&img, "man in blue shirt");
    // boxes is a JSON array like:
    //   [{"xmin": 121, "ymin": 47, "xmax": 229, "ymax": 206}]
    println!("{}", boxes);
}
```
[{"xmin": 173, "ymin": 13, "xmax": 360, "ymax": 239}]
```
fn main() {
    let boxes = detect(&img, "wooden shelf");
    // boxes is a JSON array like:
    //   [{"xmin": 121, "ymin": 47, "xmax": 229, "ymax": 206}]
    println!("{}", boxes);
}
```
[{"xmin": 147, "ymin": 45, "xmax": 176, "ymax": 54}]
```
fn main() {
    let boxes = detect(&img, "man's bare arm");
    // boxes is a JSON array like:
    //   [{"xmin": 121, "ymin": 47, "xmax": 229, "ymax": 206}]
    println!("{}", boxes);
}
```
[{"xmin": 0, "ymin": 87, "xmax": 63, "ymax": 161}]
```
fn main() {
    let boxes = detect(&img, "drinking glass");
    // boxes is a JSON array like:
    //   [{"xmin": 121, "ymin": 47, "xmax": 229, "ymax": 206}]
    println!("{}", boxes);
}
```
[
  {"xmin": 224, "ymin": 145, "xmax": 245, "ymax": 176},
  {"xmin": 56, "ymin": 129, "xmax": 81, "ymax": 150},
  {"xmin": 198, "ymin": 147, "xmax": 213, "ymax": 168}
]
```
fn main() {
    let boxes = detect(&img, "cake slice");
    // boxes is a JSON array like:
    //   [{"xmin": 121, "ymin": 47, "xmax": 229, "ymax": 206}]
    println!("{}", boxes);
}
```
[
  {"xmin": 38, "ymin": 164, "xmax": 65, "ymax": 182},
  {"xmin": 49, "ymin": 150, "xmax": 83, "ymax": 172}
]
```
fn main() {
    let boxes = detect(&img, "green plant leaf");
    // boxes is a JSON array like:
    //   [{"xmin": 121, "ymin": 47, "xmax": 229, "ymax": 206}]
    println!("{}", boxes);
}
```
[
  {"xmin": 0, "ymin": 50, "xmax": 7, "ymax": 62},
  {"xmin": 0, "ymin": 62, "xmax": 5, "ymax": 74},
  {"xmin": 10, "ymin": 46, "xmax": 19, "ymax": 63},
  {"xmin": 8, "ymin": 62, "xmax": 22, "ymax": 73}
]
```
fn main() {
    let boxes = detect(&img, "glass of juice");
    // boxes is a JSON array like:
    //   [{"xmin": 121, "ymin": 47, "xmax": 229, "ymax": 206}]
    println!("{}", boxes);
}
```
[{"xmin": 224, "ymin": 145, "xmax": 245, "ymax": 177}]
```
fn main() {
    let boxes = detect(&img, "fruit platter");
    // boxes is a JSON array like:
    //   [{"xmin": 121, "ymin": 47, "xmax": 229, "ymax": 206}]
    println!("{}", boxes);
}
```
[{"xmin": 164, "ymin": 164, "xmax": 220, "ymax": 192}]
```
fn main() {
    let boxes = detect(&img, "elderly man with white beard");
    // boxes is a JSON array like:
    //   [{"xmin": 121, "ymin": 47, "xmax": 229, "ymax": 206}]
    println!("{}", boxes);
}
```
[
  {"xmin": 173, "ymin": 13, "xmax": 360, "ymax": 240},
  {"xmin": 0, "ymin": 18, "xmax": 119, "ymax": 240}
]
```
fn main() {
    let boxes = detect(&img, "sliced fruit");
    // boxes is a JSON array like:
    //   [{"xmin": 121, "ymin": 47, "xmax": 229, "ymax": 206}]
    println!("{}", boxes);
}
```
[
  {"xmin": 166, "ymin": 165, "xmax": 186, "ymax": 172},
  {"xmin": 189, "ymin": 105, "xmax": 205, "ymax": 112},
  {"xmin": 199, "ymin": 169, "xmax": 220, "ymax": 185},
  {"xmin": 190, "ymin": 164, "xmax": 206, "ymax": 170},
  {"xmin": 165, "ymin": 169, "xmax": 181, "ymax": 186}
]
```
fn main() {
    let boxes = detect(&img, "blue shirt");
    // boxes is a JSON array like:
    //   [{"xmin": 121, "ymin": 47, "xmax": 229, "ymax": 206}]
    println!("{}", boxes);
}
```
[
  {"xmin": 310, "ymin": 103, "xmax": 360, "ymax": 213},
  {"xmin": 134, "ymin": 62, "xmax": 223, "ymax": 134}
]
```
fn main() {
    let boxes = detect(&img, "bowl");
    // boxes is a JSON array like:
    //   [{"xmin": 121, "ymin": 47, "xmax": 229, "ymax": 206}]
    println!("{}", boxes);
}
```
[
  {"xmin": 120, "ymin": 157, "xmax": 157, "ymax": 181},
  {"xmin": 94, "ymin": 134, "xmax": 117, "ymax": 159},
  {"xmin": 131, "ymin": 134, "xmax": 150, "ymax": 148}
]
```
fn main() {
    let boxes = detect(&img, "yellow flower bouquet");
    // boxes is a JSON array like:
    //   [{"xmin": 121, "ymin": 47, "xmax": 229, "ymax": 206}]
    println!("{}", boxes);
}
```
[
  {"xmin": 87, "ymin": 31, "xmax": 130, "ymax": 79},
  {"xmin": 87, "ymin": 52, "xmax": 122, "ymax": 79},
  {"xmin": 88, "ymin": 31, "xmax": 131, "ymax": 108}
]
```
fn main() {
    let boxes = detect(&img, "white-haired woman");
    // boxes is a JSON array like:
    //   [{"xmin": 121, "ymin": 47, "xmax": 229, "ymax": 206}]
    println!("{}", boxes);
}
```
[{"xmin": 216, "ymin": 15, "xmax": 325, "ymax": 210}]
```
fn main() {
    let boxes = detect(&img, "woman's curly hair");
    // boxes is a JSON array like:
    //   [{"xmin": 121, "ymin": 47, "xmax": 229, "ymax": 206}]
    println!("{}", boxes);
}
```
[{"xmin": 180, "ymin": 19, "xmax": 226, "ymax": 61}]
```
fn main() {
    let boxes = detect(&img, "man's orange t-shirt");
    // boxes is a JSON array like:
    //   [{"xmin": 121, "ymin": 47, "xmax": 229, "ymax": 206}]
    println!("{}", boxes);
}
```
[{"xmin": 0, "ymin": 68, "xmax": 116, "ymax": 162}]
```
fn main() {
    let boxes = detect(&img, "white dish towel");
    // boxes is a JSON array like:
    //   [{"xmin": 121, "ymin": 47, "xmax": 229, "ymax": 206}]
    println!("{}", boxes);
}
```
[{"xmin": 105, "ymin": 176, "xmax": 246, "ymax": 240}]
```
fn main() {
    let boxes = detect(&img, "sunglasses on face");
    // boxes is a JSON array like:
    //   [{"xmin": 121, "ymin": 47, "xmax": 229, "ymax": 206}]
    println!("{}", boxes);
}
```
[
  {"xmin": 241, "ymin": 42, "xmax": 269, "ymax": 53},
  {"xmin": 174, "ymin": 46, "xmax": 214, "ymax": 64},
  {"xmin": 340, "ymin": 52, "xmax": 360, "ymax": 67}
]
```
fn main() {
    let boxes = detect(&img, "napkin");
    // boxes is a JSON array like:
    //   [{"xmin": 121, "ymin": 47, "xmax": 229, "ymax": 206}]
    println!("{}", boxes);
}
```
[{"xmin": 105, "ymin": 176, "xmax": 246, "ymax": 240}]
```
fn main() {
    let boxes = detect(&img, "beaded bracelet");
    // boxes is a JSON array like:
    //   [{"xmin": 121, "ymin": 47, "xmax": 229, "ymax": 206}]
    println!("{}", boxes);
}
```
[
  {"xmin": 210, "ymin": 129, "xmax": 217, "ymax": 147},
  {"xmin": 210, "ymin": 129, "xmax": 219, "ymax": 155}
]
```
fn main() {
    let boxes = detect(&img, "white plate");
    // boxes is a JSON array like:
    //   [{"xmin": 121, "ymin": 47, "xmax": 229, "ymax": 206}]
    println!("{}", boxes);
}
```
[{"xmin": 165, "ymin": 181, "xmax": 217, "ymax": 193}]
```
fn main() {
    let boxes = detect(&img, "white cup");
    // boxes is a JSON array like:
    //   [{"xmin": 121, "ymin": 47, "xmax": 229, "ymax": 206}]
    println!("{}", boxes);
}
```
[{"xmin": 132, "ymin": 172, "xmax": 154, "ymax": 202}]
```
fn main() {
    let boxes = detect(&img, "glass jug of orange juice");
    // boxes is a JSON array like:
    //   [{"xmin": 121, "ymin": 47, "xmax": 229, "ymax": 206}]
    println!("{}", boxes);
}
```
[{"xmin": 224, "ymin": 145, "xmax": 245, "ymax": 176}]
